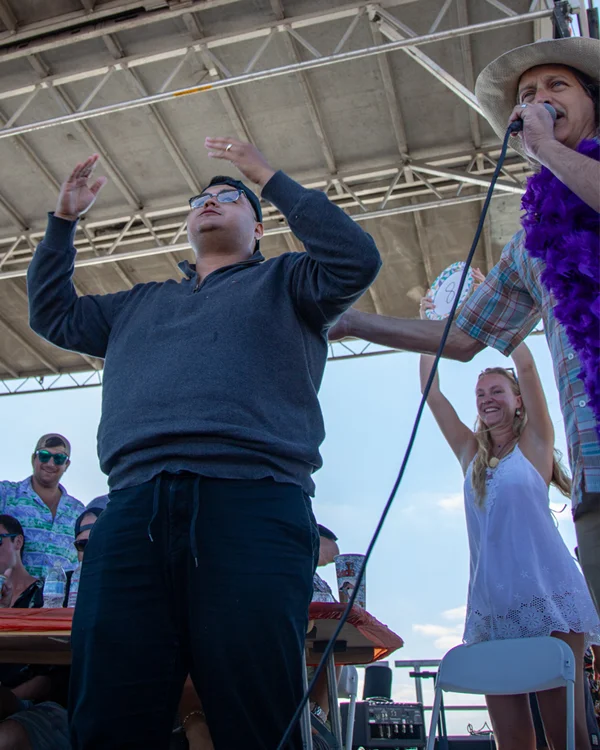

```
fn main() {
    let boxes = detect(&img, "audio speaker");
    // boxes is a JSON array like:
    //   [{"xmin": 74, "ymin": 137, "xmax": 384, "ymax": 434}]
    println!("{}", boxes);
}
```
[{"xmin": 341, "ymin": 701, "xmax": 425, "ymax": 748}]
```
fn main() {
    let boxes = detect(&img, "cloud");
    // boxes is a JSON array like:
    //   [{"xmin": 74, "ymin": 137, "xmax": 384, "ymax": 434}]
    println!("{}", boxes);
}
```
[
  {"xmin": 436, "ymin": 493, "xmax": 463, "ymax": 513},
  {"xmin": 442, "ymin": 605, "xmax": 467, "ymax": 621},
  {"xmin": 413, "ymin": 622, "xmax": 463, "ymax": 651},
  {"xmin": 413, "ymin": 604, "xmax": 466, "ymax": 651}
]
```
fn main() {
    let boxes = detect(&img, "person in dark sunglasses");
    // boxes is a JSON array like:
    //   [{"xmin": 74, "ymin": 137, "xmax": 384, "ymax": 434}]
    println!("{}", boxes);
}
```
[
  {"xmin": 73, "ymin": 506, "xmax": 103, "ymax": 563},
  {"xmin": 62, "ymin": 504, "xmax": 105, "ymax": 608},
  {"xmin": 0, "ymin": 515, "xmax": 71, "ymax": 750},
  {"xmin": 0, "ymin": 434, "xmax": 84, "ymax": 580},
  {"xmin": 0, "ymin": 515, "xmax": 42, "ymax": 610}
]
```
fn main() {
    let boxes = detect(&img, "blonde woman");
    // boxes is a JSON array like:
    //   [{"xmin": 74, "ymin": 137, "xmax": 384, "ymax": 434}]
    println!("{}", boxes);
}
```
[{"xmin": 419, "ymin": 292, "xmax": 600, "ymax": 750}]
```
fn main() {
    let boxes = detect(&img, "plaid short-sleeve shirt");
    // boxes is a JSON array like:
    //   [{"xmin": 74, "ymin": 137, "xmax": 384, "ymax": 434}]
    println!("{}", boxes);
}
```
[
  {"xmin": 0, "ymin": 477, "xmax": 84, "ymax": 578},
  {"xmin": 456, "ymin": 229, "xmax": 600, "ymax": 515}
]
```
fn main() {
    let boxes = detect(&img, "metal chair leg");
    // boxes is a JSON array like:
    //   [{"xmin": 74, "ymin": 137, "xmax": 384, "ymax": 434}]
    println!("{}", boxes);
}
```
[
  {"xmin": 300, "ymin": 659, "xmax": 314, "ymax": 750},
  {"xmin": 426, "ymin": 689, "xmax": 443, "ymax": 750}
]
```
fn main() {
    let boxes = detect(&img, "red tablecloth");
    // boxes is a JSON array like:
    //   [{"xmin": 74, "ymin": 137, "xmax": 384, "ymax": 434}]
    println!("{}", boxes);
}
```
[
  {"xmin": 307, "ymin": 602, "xmax": 403, "ymax": 664},
  {"xmin": 0, "ymin": 608, "xmax": 72, "ymax": 633},
  {"xmin": 0, "ymin": 604, "xmax": 403, "ymax": 666}
]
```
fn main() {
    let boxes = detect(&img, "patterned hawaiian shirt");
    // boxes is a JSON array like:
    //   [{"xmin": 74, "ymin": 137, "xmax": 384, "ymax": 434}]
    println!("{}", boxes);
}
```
[
  {"xmin": 0, "ymin": 477, "xmax": 84, "ymax": 578},
  {"xmin": 456, "ymin": 229, "xmax": 600, "ymax": 517},
  {"xmin": 312, "ymin": 572, "xmax": 336, "ymax": 602}
]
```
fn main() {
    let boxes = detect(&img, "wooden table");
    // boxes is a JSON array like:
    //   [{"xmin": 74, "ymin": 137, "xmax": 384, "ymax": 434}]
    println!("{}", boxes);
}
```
[
  {"xmin": 0, "ymin": 604, "xmax": 404, "ymax": 750},
  {"xmin": 306, "ymin": 601, "xmax": 403, "ymax": 665},
  {"xmin": 305, "ymin": 602, "xmax": 403, "ymax": 749},
  {"xmin": 0, "ymin": 609, "xmax": 72, "ymax": 664},
  {"xmin": 0, "ymin": 603, "xmax": 403, "ymax": 666}
]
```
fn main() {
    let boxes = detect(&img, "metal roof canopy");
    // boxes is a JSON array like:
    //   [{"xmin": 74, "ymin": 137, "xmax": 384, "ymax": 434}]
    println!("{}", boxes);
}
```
[{"xmin": 0, "ymin": 0, "xmax": 574, "ymax": 394}]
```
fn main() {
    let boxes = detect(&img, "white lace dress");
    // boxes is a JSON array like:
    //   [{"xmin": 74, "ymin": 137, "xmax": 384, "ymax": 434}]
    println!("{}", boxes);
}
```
[{"xmin": 463, "ymin": 446, "xmax": 600, "ymax": 647}]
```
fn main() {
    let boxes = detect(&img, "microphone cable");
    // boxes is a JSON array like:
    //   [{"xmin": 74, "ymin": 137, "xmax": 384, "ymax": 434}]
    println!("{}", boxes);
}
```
[{"xmin": 277, "ymin": 120, "xmax": 523, "ymax": 750}]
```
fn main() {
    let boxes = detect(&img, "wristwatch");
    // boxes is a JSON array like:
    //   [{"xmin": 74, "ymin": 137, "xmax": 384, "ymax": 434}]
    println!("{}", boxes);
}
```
[{"xmin": 310, "ymin": 702, "xmax": 327, "ymax": 722}]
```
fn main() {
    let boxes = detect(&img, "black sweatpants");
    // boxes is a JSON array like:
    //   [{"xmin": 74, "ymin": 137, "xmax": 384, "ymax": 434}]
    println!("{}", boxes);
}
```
[{"xmin": 69, "ymin": 474, "xmax": 319, "ymax": 750}]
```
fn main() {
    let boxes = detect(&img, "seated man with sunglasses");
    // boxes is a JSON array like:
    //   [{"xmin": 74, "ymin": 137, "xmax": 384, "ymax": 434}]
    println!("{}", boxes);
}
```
[
  {"xmin": 0, "ymin": 434, "xmax": 83, "ymax": 579},
  {"xmin": 0, "ymin": 514, "xmax": 70, "ymax": 750}
]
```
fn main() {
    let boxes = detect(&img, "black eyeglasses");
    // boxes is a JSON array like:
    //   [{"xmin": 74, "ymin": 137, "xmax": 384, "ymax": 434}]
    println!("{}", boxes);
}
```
[
  {"xmin": 0, "ymin": 534, "xmax": 18, "ymax": 546},
  {"xmin": 74, "ymin": 539, "xmax": 88, "ymax": 553},
  {"xmin": 35, "ymin": 449, "xmax": 69, "ymax": 466},
  {"xmin": 189, "ymin": 189, "xmax": 243, "ymax": 211}
]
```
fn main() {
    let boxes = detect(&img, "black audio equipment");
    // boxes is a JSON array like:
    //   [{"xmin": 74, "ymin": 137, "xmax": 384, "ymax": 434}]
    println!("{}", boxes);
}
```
[
  {"xmin": 434, "ymin": 738, "xmax": 496, "ymax": 749},
  {"xmin": 341, "ymin": 701, "xmax": 425, "ymax": 748},
  {"xmin": 363, "ymin": 665, "xmax": 393, "ymax": 701}
]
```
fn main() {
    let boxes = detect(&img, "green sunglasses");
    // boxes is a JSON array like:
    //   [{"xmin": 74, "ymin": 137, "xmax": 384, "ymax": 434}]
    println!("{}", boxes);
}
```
[{"xmin": 35, "ymin": 449, "xmax": 69, "ymax": 466}]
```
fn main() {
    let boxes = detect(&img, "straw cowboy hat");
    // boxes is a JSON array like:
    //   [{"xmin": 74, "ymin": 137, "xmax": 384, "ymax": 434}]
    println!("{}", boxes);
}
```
[{"xmin": 475, "ymin": 37, "xmax": 600, "ymax": 153}]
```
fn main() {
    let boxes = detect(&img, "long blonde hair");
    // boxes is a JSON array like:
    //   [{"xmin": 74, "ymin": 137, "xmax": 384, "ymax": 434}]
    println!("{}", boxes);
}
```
[{"xmin": 471, "ymin": 367, "xmax": 571, "ymax": 506}]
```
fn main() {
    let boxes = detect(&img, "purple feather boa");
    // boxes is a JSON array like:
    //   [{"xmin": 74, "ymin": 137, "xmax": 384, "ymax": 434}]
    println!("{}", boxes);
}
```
[{"xmin": 522, "ymin": 139, "xmax": 600, "ymax": 437}]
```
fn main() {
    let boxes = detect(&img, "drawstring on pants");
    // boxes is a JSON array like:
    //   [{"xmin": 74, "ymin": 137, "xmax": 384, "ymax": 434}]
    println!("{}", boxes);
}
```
[
  {"xmin": 147, "ymin": 474, "xmax": 162, "ymax": 543},
  {"xmin": 147, "ymin": 473, "xmax": 200, "ymax": 568},
  {"xmin": 190, "ymin": 478, "xmax": 201, "ymax": 567}
]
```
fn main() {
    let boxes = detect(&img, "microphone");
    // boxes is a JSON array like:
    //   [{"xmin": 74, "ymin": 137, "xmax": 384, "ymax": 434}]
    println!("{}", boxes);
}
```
[{"xmin": 508, "ymin": 103, "xmax": 557, "ymax": 133}]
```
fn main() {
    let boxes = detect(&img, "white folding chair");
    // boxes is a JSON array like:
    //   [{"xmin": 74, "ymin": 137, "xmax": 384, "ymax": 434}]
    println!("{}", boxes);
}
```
[
  {"xmin": 426, "ymin": 637, "xmax": 576, "ymax": 750},
  {"xmin": 337, "ymin": 666, "xmax": 359, "ymax": 750}
]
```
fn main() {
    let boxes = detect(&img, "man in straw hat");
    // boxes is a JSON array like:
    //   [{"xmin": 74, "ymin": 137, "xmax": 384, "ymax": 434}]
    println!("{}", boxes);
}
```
[{"xmin": 330, "ymin": 37, "xmax": 600, "ymax": 596}]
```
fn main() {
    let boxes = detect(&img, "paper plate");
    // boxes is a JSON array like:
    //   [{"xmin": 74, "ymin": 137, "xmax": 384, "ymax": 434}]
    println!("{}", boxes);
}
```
[{"xmin": 425, "ymin": 262, "xmax": 475, "ymax": 320}]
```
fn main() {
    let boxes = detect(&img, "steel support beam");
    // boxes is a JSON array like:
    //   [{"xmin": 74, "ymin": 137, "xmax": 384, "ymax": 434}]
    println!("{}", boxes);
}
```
[
  {"xmin": 0, "ymin": 0, "xmax": 243, "ymax": 57},
  {"xmin": 0, "ymin": 190, "xmax": 27, "ymax": 230},
  {"xmin": 484, "ymin": 0, "xmax": 518, "ymax": 17},
  {"xmin": 270, "ymin": 0, "xmax": 338, "ymax": 175},
  {"xmin": 428, "ymin": 0, "xmax": 455, "ymax": 34},
  {"xmin": 28, "ymin": 53, "xmax": 143, "ymax": 209},
  {"xmin": 0, "ymin": 370, "xmax": 104, "ymax": 396},
  {"xmin": 0, "ymin": 0, "xmax": 17, "ymax": 33},
  {"xmin": 370, "ymin": 5, "xmax": 484, "ymax": 116},
  {"xmin": 0, "ymin": 146, "xmax": 530, "ymax": 278},
  {"xmin": 0, "ymin": 189, "xmax": 508, "ymax": 282},
  {"xmin": 0, "ymin": 340, "xmax": 400, "ymax": 393},
  {"xmin": 455, "ymin": 0, "xmax": 482, "ymax": 150},
  {"xmin": 411, "ymin": 196, "xmax": 435, "ymax": 288},
  {"xmin": 482, "ymin": 219, "xmax": 495, "ymax": 273},
  {"xmin": 101, "ymin": 34, "xmax": 202, "ymax": 194},
  {"xmin": 369, "ymin": 21, "xmax": 409, "ymax": 156},
  {"xmin": 0, "ymin": 7, "xmax": 553, "ymax": 141},
  {"xmin": 0, "ymin": 356, "xmax": 18, "ymax": 380},
  {"xmin": 181, "ymin": 13, "xmax": 254, "ymax": 143},
  {"xmin": 0, "ymin": 311, "xmax": 58, "ymax": 372},
  {"xmin": 6, "ymin": 279, "xmax": 102, "ymax": 371},
  {"xmin": 409, "ymin": 161, "xmax": 524, "ymax": 194},
  {"xmin": 112, "ymin": 262, "xmax": 136, "ymax": 288}
]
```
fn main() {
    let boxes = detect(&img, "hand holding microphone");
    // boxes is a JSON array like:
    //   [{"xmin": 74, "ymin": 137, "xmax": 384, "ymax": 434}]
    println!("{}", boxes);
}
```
[{"xmin": 507, "ymin": 102, "xmax": 557, "ymax": 160}]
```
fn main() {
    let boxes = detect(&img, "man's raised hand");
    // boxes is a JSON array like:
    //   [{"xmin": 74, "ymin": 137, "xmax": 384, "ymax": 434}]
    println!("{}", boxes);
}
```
[
  {"xmin": 55, "ymin": 154, "xmax": 108, "ymax": 221},
  {"xmin": 205, "ymin": 138, "xmax": 275, "ymax": 189}
]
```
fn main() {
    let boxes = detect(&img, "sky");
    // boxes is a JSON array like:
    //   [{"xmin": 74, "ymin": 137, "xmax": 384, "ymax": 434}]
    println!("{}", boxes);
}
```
[
  {"xmin": 0, "ymin": 331, "xmax": 575, "ymax": 734},
  {"xmin": 1, "ymin": 3, "xmax": 597, "ymax": 737}
]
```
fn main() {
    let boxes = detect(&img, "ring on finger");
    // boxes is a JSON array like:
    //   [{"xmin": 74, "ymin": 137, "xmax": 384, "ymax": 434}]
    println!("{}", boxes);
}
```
[
  {"xmin": 225, "ymin": 143, "xmax": 233, "ymax": 152},
  {"xmin": 520, "ymin": 103, "xmax": 527, "ymax": 109}
]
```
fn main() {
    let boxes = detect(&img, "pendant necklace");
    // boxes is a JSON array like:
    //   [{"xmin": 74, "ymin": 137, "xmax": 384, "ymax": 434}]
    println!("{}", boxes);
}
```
[{"xmin": 489, "ymin": 437, "xmax": 517, "ymax": 469}]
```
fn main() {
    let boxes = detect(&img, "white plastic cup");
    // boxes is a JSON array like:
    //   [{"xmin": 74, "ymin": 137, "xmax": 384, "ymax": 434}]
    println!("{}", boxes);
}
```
[{"xmin": 334, "ymin": 553, "xmax": 366, "ymax": 609}]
